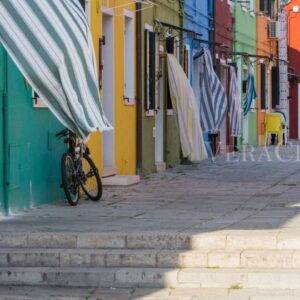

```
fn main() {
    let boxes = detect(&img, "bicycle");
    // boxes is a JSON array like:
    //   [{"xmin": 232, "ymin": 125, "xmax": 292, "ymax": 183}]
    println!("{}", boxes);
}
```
[{"xmin": 56, "ymin": 129, "xmax": 102, "ymax": 206}]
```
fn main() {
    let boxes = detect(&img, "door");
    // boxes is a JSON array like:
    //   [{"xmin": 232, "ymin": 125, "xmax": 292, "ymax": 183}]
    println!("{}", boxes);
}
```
[
  {"xmin": 0, "ymin": 46, "xmax": 5, "ymax": 215},
  {"xmin": 102, "ymin": 12, "xmax": 116, "ymax": 177}
]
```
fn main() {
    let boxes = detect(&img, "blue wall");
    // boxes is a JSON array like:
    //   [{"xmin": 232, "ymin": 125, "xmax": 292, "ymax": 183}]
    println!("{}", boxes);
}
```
[
  {"xmin": 184, "ymin": 0, "xmax": 213, "ymax": 155},
  {"xmin": 184, "ymin": 0, "xmax": 213, "ymax": 85}
]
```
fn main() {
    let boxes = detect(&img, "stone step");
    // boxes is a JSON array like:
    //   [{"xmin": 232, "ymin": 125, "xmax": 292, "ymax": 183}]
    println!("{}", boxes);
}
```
[
  {"xmin": 1, "ymin": 286, "xmax": 300, "ymax": 300},
  {"xmin": 2, "ymin": 267, "xmax": 300, "ymax": 289},
  {"xmin": 1, "ymin": 248, "xmax": 300, "ymax": 269},
  {"xmin": 1, "ymin": 230, "xmax": 300, "ymax": 250}
]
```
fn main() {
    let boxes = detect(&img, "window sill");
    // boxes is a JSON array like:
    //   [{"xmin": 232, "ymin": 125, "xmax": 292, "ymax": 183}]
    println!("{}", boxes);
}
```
[
  {"xmin": 123, "ymin": 96, "xmax": 135, "ymax": 106},
  {"xmin": 145, "ymin": 109, "xmax": 155, "ymax": 117}
]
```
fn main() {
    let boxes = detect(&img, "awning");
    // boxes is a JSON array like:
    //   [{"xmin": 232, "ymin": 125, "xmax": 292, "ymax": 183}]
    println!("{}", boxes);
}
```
[
  {"xmin": 0, "ymin": 0, "xmax": 112, "ymax": 140},
  {"xmin": 167, "ymin": 54, "xmax": 207, "ymax": 162},
  {"xmin": 199, "ymin": 49, "xmax": 227, "ymax": 133}
]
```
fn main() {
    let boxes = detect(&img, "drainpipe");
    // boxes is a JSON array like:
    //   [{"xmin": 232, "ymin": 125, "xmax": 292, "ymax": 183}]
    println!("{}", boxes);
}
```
[
  {"xmin": 211, "ymin": 0, "xmax": 216, "ymax": 65},
  {"xmin": 136, "ymin": 2, "xmax": 142, "ymax": 175}
]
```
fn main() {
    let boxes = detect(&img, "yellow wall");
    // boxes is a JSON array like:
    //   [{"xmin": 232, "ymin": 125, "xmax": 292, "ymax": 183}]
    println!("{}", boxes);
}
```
[{"xmin": 88, "ymin": 0, "xmax": 137, "ymax": 175}]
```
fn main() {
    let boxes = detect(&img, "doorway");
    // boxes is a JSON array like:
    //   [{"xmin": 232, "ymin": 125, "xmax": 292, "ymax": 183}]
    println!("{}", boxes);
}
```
[{"xmin": 102, "ymin": 12, "xmax": 116, "ymax": 176}]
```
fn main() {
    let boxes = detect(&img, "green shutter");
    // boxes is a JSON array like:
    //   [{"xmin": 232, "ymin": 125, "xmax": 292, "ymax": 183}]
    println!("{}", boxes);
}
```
[
  {"xmin": 144, "ymin": 30, "xmax": 156, "ymax": 111},
  {"xmin": 260, "ymin": 64, "xmax": 266, "ymax": 109},
  {"xmin": 149, "ymin": 31, "xmax": 156, "ymax": 110}
]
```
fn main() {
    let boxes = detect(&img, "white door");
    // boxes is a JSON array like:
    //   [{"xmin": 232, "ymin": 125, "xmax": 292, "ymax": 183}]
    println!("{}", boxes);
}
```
[{"xmin": 102, "ymin": 12, "xmax": 116, "ymax": 176}]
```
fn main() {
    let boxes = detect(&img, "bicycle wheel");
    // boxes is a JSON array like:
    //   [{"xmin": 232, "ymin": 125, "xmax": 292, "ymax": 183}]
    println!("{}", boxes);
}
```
[
  {"xmin": 61, "ymin": 152, "xmax": 79, "ymax": 206},
  {"xmin": 80, "ymin": 153, "xmax": 102, "ymax": 201}
]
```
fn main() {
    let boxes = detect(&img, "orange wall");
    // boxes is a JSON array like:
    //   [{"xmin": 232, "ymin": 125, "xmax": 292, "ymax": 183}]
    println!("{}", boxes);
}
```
[{"xmin": 256, "ymin": 2, "xmax": 278, "ymax": 144}]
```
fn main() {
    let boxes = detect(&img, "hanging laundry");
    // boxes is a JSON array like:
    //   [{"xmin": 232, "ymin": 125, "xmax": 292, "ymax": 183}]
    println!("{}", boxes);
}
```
[
  {"xmin": 0, "ymin": 0, "xmax": 112, "ymax": 140},
  {"xmin": 229, "ymin": 66, "xmax": 242, "ymax": 137},
  {"xmin": 243, "ymin": 71, "xmax": 257, "ymax": 116},
  {"xmin": 199, "ymin": 49, "xmax": 227, "ymax": 134},
  {"xmin": 167, "ymin": 54, "xmax": 207, "ymax": 162}
]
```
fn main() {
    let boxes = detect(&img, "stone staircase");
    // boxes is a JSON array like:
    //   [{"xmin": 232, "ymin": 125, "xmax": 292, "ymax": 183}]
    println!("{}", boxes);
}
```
[{"xmin": 1, "ymin": 230, "xmax": 300, "ymax": 299}]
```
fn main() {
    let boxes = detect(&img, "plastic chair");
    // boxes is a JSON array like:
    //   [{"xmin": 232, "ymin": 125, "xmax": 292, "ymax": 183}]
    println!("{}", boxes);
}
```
[{"xmin": 264, "ymin": 113, "xmax": 283, "ymax": 146}]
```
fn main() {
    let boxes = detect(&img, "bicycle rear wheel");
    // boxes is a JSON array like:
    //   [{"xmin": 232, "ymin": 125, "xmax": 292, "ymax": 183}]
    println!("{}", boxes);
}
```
[
  {"xmin": 80, "ymin": 153, "xmax": 102, "ymax": 201},
  {"xmin": 61, "ymin": 152, "xmax": 79, "ymax": 206}
]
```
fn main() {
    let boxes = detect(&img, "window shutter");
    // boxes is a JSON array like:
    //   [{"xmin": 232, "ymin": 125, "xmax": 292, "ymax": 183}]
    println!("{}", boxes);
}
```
[
  {"xmin": 267, "ymin": 0, "xmax": 272, "ymax": 17},
  {"xmin": 184, "ymin": 46, "xmax": 189, "ymax": 76},
  {"xmin": 144, "ymin": 30, "xmax": 156, "ymax": 111},
  {"xmin": 259, "ymin": 0, "xmax": 265, "ymax": 12},
  {"xmin": 98, "ymin": 36, "xmax": 105, "ymax": 90},
  {"xmin": 260, "ymin": 64, "xmax": 266, "ymax": 109},
  {"xmin": 271, "ymin": 66, "xmax": 279, "ymax": 109}
]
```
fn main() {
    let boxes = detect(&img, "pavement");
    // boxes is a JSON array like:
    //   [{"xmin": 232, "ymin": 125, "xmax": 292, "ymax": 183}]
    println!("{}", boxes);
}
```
[{"xmin": 1, "ymin": 142, "xmax": 300, "ymax": 234}]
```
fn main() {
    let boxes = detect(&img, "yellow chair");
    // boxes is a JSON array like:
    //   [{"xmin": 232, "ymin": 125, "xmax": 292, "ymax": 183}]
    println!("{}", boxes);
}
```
[{"xmin": 264, "ymin": 113, "xmax": 283, "ymax": 146}]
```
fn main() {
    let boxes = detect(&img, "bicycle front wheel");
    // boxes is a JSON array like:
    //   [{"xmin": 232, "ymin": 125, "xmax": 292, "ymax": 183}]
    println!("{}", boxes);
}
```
[
  {"xmin": 61, "ymin": 153, "xmax": 79, "ymax": 206},
  {"xmin": 80, "ymin": 153, "xmax": 102, "ymax": 201}
]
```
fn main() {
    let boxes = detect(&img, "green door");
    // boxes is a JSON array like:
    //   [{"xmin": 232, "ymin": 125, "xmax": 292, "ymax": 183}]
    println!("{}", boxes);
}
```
[
  {"xmin": 5, "ymin": 55, "xmax": 64, "ymax": 214},
  {"xmin": 0, "ymin": 46, "xmax": 6, "ymax": 215}
]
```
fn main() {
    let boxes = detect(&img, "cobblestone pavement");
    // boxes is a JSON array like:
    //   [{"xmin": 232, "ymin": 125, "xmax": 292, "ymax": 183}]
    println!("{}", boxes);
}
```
[{"xmin": 2, "ymin": 143, "xmax": 300, "ymax": 234}]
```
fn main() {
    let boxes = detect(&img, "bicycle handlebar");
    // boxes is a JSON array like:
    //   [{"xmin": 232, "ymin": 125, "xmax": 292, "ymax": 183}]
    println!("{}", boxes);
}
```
[{"xmin": 55, "ymin": 129, "xmax": 69, "ymax": 138}]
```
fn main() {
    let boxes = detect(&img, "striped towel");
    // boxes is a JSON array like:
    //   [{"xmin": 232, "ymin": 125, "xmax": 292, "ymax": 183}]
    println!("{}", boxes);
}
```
[
  {"xmin": 167, "ymin": 54, "xmax": 207, "ymax": 162},
  {"xmin": 243, "ymin": 72, "xmax": 257, "ymax": 116},
  {"xmin": 199, "ymin": 49, "xmax": 227, "ymax": 133},
  {"xmin": 0, "ymin": 0, "xmax": 112, "ymax": 140},
  {"xmin": 229, "ymin": 66, "xmax": 242, "ymax": 137}
]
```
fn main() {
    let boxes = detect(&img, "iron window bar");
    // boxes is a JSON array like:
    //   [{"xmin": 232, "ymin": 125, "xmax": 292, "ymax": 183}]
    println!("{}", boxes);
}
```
[{"xmin": 154, "ymin": 19, "xmax": 203, "ymax": 37}]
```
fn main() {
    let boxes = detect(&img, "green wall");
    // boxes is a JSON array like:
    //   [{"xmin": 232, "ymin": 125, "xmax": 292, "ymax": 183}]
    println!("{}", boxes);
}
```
[
  {"xmin": 0, "ymin": 46, "xmax": 64, "ymax": 215},
  {"xmin": 234, "ymin": 4, "xmax": 257, "ymax": 147},
  {"xmin": 141, "ymin": 0, "xmax": 182, "ymax": 175}
]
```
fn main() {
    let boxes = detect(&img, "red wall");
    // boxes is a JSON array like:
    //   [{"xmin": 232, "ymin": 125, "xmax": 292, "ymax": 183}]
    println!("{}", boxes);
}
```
[
  {"xmin": 214, "ymin": 0, "xmax": 233, "ymax": 55},
  {"xmin": 287, "ymin": 0, "xmax": 300, "ymax": 139}
]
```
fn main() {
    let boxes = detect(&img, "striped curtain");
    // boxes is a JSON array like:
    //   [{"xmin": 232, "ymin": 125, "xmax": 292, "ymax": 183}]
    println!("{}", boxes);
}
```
[
  {"xmin": 0, "ymin": 0, "xmax": 112, "ymax": 140},
  {"xmin": 229, "ymin": 66, "xmax": 242, "ymax": 137},
  {"xmin": 167, "ymin": 54, "xmax": 207, "ymax": 162},
  {"xmin": 199, "ymin": 49, "xmax": 227, "ymax": 133},
  {"xmin": 243, "ymin": 72, "xmax": 257, "ymax": 116}
]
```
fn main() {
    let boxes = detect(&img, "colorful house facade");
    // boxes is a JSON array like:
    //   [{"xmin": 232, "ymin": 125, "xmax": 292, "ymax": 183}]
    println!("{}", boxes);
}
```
[
  {"xmin": 256, "ymin": 0, "xmax": 279, "ymax": 145},
  {"xmin": 214, "ymin": 0, "xmax": 234, "ymax": 152},
  {"xmin": 138, "ymin": 0, "xmax": 182, "ymax": 174},
  {"xmin": 0, "ymin": 45, "xmax": 64, "ymax": 215},
  {"xmin": 83, "ymin": 0, "xmax": 138, "ymax": 179},
  {"xmin": 287, "ymin": 0, "xmax": 300, "ymax": 139},
  {"xmin": 234, "ymin": 0, "xmax": 257, "ymax": 147}
]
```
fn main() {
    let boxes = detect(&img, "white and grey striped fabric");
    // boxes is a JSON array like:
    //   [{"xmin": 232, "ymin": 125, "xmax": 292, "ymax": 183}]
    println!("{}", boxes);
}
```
[
  {"xmin": 229, "ymin": 66, "xmax": 242, "ymax": 137},
  {"xmin": 199, "ymin": 49, "xmax": 227, "ymax": 133},
  {"xmin": 0, "ymin": 0, "xmax": 112, "ymax": 140}
]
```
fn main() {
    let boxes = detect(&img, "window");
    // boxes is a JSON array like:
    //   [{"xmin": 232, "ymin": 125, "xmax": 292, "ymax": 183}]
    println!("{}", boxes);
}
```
[
  {"xmin": 259, "ymin": 0, "xmax": 276, "ymax": 18},
  {"xmin": 271, "ymin": 66, "xmax": 279, "ymax": 109},
  {"xmin": 145, "ymin": 28, "xmax": 156, "ymax": 111},
  {"xmin": 260, "ymin": 64, "xmax": 266, "ymax": 109},
  {"xmin": 124, "ymin": 14, "xmax": 134, "ymax": 104}
]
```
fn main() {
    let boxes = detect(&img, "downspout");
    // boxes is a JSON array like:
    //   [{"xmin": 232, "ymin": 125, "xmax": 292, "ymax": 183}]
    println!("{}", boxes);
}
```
[
  {"xmin": 136, "ymin": 2, "xmax": 142, "ymax": 174},
  {"xmin": 179, "ymin": 0, "xmax": 184, "ymax": 67}
]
